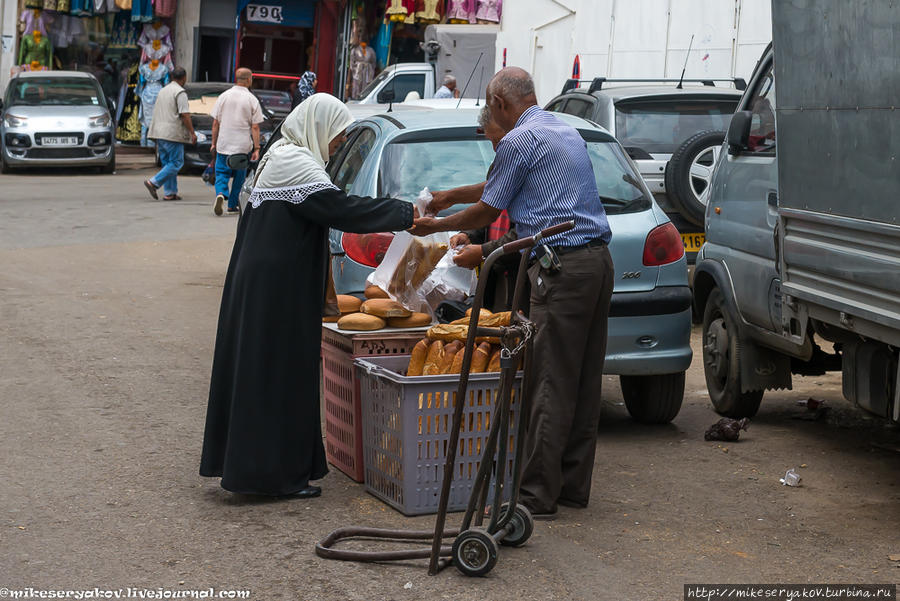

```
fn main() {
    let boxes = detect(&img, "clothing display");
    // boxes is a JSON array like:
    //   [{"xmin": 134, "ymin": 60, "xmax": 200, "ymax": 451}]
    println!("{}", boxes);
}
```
[
  {"xmin": 447, "ymin": 0, "xmax": 476, "ymax": 23},
  {"xmin": 115, "ymin": 0, "xmax": 132, "ymax": 9},
  {"xmin": 117, "ymin": 63, "xmax": 142, "ymax": 142},
  {"xmin": 475, "ymin": 0, "xmax": 501, "ymax": 23},
  {"xmin": 19, "ymin": 10, "xmax": 49, "ymax": 37},
  {"xmin": 69, "ymin": 0, "xmax": 93, "ymax": 17},
  {"xmin": 138, "ymin": 21, "xmax": 171, "ymax": 47},
  {"xmin": 139, "ymin": 61, "xmax": 169, "ymax": 146},
  {"xmin": 416, "ymin": 0, "xmax": 443, "ymax": 23},
  {"xmin": 154, "ymin": 0, "xmax": 176, "ymax": 18},
  {"xmin": 131, "ymin": 0, "xmax": 154, "ymax": 22},
  {"xmin": 141, "ymin": 39, "xmax": 173, "ymax": 67},
  {"xmin": 25, "ymin": 0, "xmax": 43, "ymax": 9},
  {"xmin": 43, "ymin": 0, "xmax": 58, "ymax": 12},
  {"xmin": 109, "ymin": 11, "xmax": 139, "ymax": 48},
  {"xmin": 19, "ymin": 32, "xmax": 53, "ymax": 68},
  {"xmin": 56, "ymin": 0, "xmax": 70, "ymax": 12},
  {"xmin": 386, "ymin": 0, "xmax": 416, "ymax": 22},
  {"xmin": 372, "ymin": 20, "xmax": 393, "ymax": 70},
  {"xmin": 47, "ymin": 14, "xmax": 85, "ymax": 49},
  {"xmin": 349, "ymin": 43, "xmax": 376, "ymax": 100}
]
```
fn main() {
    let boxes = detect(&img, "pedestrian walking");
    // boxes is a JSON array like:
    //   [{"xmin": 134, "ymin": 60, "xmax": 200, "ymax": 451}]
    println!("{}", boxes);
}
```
[
  {"xmin": 143, "ymin": 67, "xmax": 197, "ymax": 201},
  {"xmin": 199, "ymin": 94, "xmax": 417, "ymax": 498},
  {"xmin": 414, "ymin": 67, "xmax": 614, "ymax": 519},
  {"xmin": 291, "ymin": 70, "xmax": 317, "ymax": 109},
  {"xmin": 211, "ymin": 68, "xmax": 264, "ymax": 216}
]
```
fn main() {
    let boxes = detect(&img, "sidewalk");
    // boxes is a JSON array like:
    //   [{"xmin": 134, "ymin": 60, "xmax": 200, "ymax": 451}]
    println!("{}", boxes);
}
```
[{"xmin": 115, "ymin": 144, "xmax": 156, "ymax": 171}]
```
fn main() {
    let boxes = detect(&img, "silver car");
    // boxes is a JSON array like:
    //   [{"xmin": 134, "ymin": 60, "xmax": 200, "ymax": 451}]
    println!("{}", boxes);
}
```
[{"xmin": 1, "ymin": 71, "xmax": 116, "ymax": 173}]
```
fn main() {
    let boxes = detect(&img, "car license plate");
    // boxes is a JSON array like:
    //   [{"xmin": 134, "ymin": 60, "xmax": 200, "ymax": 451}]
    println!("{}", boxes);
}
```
[
  {"xmin": 681, "ymin": 232, "xmax": 705, "ymax": 253},
  {"xmin": 41, "ymin": 136, "xmax": 78, "ymax": 146}
]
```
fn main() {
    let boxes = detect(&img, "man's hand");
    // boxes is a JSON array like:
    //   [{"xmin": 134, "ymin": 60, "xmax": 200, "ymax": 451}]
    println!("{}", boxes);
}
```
[
  {"xmin": 450, "ymin": 232, "xmax": 470, "ymax": 247},
  {"xmin": 453, "ymin": 244, "xmax": 484, "ymax": 269},
  {"xmin": 191, "ymin": 132, "xmax": 198, "ymax": 144},
  {"xmin": 251, "ymin": 149, "xmax": 260, "ymax": 162},
  {"xmin": 427, "ymin": 190, "xmax": 453, "ymax": 215},
  {"xmin": 409, "ymin": 216, "xmax": 441, "ymax": 237}
]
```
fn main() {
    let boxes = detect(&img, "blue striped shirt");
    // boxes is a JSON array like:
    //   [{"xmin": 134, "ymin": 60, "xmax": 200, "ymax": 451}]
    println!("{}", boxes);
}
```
[{"xmin": 481, "ymin": 105, "xmax": 612, "ymax": 247}]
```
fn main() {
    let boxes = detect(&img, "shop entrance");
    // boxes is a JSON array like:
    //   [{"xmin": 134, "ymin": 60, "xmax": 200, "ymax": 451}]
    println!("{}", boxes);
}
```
[
  {"xmin": 195, "ymin": 27, "xmax": 233, "ymax": 83},
  {"xmin": 238, "ymin": 22, "xmax": 312, "ymax": 90}
]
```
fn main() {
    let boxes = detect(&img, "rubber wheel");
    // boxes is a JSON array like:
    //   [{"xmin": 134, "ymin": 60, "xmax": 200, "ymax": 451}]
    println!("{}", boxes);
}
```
[
  {"xmin": 0, "ymin": 155, "xmax": 11, "ymax": 174},
  {"xmin": 499, "ymin": 503, "xmax": 534, "ymax": 547},
  {"xmin": 452, "ymin": 528, "xmax": 499, "ymax": 577},
  {"xmin": 620, "ymin": 372, "xmax": 685, "ymax": 424},
  {"xmin": 101, "ymin": 148, "xmax": 116, "ymax": 174},
  {"xmin": 702, "ymin": 288, "xmax": 763, "ymax": 417},
  {"xmin": 664, "ymin": 130, "xmax": 725, "ymax": 226}
]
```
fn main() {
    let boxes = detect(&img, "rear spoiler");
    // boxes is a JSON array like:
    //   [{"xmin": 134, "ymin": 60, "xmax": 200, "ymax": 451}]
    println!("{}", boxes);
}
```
[{"xmin": 561, "ymin": 77, "xmax": 747, "ymax": 94}]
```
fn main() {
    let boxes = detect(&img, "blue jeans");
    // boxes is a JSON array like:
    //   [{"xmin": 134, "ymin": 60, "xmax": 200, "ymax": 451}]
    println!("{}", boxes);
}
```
[
  {"xmin": 215, "ymin": 154, "xmax": 248, "ymax": 210},
  {"xmin": 151, "ymin": 140, "xmax": 184, "ymax": 196}
]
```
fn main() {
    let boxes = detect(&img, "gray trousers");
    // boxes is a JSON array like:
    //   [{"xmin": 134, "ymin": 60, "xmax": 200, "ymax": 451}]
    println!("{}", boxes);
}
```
[{"xmin": 519, "ymin": 244, "xmax": 614, "ymax": 514}]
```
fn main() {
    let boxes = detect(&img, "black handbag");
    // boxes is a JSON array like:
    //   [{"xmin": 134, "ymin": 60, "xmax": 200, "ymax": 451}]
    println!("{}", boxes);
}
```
[{"xmin": 226, "ymin": 153, "xmax": 250, "ymax": 170}]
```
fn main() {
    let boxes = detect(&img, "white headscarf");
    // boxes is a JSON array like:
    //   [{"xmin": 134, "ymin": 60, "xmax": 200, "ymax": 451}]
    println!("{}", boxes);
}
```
[{"xmin": 248, "ymin": 93, "xmax": 355, "ymax": 208}]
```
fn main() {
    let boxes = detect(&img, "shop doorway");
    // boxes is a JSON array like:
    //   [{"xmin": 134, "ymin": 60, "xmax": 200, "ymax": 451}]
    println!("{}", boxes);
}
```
[
  {"xmin": 238, "ymin": 22, "xmax": 313, "ymax": 90},
  {"xmin": 195, "ymin": 27, "xmax": 234, "ymax": 83}
]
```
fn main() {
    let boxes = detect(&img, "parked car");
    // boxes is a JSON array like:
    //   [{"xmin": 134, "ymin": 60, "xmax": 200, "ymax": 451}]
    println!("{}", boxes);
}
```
[
  {"xmin": 243, "ymin": 107, "xmax": 693, "ymax": 423},
  {"xmin": 544, "ymin": 78, "xmax": 744, "ymax": 261},
  {"xmin": 1, "ymin": 70, "xmax": 116, "ymax": 174},
  {"xmin": 157, "ymin": 82, "xmax": 279, "ymax": 171},
  {"xmin": 252, "ymin": 89, "xmax": 292, "ymax": 119}
]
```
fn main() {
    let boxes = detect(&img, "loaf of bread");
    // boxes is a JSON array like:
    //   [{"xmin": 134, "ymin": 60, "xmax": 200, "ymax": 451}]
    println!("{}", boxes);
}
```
[
  {"xmin": 407, "ymin": 339, "xmax": 430, "ymax": 376},
  {"xmin": 364, "ymin": 285, "xmax": 390, "ymax": 300},
  {"xmin": 422, "ymin": 340, "xmax": 444, "ymax": 376},
  {"xmin": 466, "ymin": 308, "xmax": 493, "ymax": 318},
  {"xmin": 336, "ymin": 294, "xmax": 362, "ymax": 314},
  {"xmin": 337, "ymin": 312, "xmax": 386, "ymax": 331},
  {"xmin": 471, "ymin": 342, "xmax": 492, "ymax": 373},
  {"xmin": 360, "ymin": 298, "xmax": 412, "ymax": 318},
  {"xmin": 450, "ymin": 348, "xmax": 466, "ymax": 374},
  {"xmin": 440, "ymin": 341, "xmax": 463, "ymax": 373},
  {"xmin": 451, "ymin": 310, "xmax": 511, "ymax": 327},
  {"xmin": 427, "ymin": 324, "xmax": 500, "ymax": 344},
  {"xmin": 387, "ymin": 238, "xmax": 449, "ymax": 296},
  {"xmin": 387, "ymin": 312, "xmax": 432, "ymax": 328},
  {"xmin": 322, "ymin": 314, "xmax": 341, "ymax": 323},
  {"xmin": 487, "ymin": 347, "xmax": 502, "ymax": 372}
]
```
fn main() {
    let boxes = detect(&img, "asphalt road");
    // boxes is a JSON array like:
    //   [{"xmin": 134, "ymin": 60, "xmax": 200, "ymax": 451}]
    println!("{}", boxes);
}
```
[{"xmin": 1, "ymin": 169, "xmax": 899, "ymax": 601}]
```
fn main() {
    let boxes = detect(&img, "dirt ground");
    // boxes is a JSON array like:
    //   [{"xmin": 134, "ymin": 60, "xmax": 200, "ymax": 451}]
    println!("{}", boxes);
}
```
[{"xmin": 1, "ymin": 170, "xmax": 899, "ymax": 600}]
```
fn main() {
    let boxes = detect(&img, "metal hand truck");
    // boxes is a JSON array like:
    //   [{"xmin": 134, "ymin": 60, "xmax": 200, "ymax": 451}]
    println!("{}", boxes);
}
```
[{"xmin": 316, "ymin": 221, "xmax": 576, "ymax": 577}]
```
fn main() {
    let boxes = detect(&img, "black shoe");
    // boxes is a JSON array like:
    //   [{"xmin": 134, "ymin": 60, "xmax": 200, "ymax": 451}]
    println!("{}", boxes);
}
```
[
  {"xmin": 144, "ymin": 179, "xmax": 159, "ymax": 200},
  {"xmin": 557, "ymin": 498, "xmax": 587, "ymax": 509},
  {"xmin": 289, "ymin": 486, "xmax": 321, "ymax": 498},
  {"xmin": 227, "ymin": 206, "xmax": 240, "ymax": 214}
]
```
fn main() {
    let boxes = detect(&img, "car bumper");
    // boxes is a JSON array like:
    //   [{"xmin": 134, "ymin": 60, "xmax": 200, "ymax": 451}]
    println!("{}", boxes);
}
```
[
  {"xmin": 3, "ymin": 141, "xmax": 113, "ymax": 167},
  {"xmin": 603, "ymin": 286, "xmax": 693, "ymax": 375},
  {"xmin": 184, "ymin": 146, "xmax": 212, "ymax": 169}
]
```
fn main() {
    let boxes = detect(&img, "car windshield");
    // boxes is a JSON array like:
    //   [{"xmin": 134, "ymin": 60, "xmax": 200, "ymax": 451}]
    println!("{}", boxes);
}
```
[
  {"xmin": 254, "ymin": 90, "xmax": 291, "ymax": 113},
  {"xmin": 614, "ymin": 99, "xmax": 737, "ymax": 154},
  {"xmin": 357, "ymin": 69, "xmax": 391, "ymax": 100},
  {"xmin": 7, "ymin": 78, "xmax": 104, "ymax": 107},
  {"xmin": 378, "ymin": 135, "xmax": 649, "ymax": 214}
]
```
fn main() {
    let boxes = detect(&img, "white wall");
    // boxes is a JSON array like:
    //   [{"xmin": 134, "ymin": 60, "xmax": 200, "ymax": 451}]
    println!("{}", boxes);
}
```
[
  {"xmin": 497, "ymin": 0, "xmax": 772, "ymax": 104},
  {"xmin": 1, "ymin": 0, "xmax": 22, "ymax": 95}
]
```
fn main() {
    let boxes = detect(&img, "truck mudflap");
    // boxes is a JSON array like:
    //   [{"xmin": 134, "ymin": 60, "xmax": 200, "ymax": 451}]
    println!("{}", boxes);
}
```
[{"xmin": 738, "ymin": 337, "xmax": 792, "ymax": 393}]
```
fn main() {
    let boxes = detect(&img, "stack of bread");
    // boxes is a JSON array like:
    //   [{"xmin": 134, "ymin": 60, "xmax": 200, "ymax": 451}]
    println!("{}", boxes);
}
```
[
  {"xmin": 405, "ymin": 309, "xmax": 516, "ymax": 375},
  {"xmin": 325, "ymin": 287, "xmax": 433, "ymax": 331}
]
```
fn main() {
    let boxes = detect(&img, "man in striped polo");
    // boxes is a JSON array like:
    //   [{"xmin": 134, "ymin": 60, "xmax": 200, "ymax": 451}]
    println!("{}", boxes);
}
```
[{"xmin": 413, "ymin": 67, "xmax": 614, "ymax": 519}]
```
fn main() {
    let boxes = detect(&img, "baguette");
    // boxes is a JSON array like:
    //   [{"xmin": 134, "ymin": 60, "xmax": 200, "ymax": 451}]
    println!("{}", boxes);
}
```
[
  {"xmin": 451, "ymin": 310, "xmax": 511, "ymax": 327},
  {"xmin": 387, "ymin": 312, "xmax": 432, "ymax": 328},
  {"xmin": 364, "ymin": 285, "xmax": 390, "ymax": 300},
  {"xmin": 471, "ymin": 342, "xmax": 492, "ymax": 373},
  {"xmin": 466, "ymin": 308, "xmax": 493, "ymax": 318},
  {"xmin": 427, "ymin": 323, "xmax": 500, "ymax": 344},
  {"xmin": 407, "ymin": 339, "xmax": 430, "ymax": 376},
  {"xmin": 440, "ymin": 341, "xmax": 463, "ymax": 373},
  {"xmin": 337, "ymin": 313, "xmax": 386, "ymax": 331},
  {"xmin": 336, "ymin": 294, "xmax": 362, "ymax": 314},
  {"xmin": 487, "ymin": 347, "xmax": 502, "ymax": 372},
  {"xmin": 422, "ymin": 340, "xmax": 444, "ymax": 376},
  {"xmin": 450, "ymin": 348, "xmax": 466, "ymax": 374},
  {"xmin": 360, "ymin": 298, "xmax": 412, "ymax": 318}
]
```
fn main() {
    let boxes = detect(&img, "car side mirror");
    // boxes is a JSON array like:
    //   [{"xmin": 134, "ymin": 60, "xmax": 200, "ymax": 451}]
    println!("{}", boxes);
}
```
[
  {"xmin": 377, "ymin": 88, "xmax": 395, "ymax": 104},
  {"xmin": 106, "ymin": 97, "xmax": 116, "ymax": 114},
  {"xmin": 727, "ymin": 110, "xmax": 753, "ymax": 154}
]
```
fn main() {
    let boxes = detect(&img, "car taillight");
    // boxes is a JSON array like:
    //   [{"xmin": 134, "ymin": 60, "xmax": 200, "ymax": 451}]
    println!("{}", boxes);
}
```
[
  {"xmin": 642, "ymin": 222, "xmax": 685, "ymax": 266},
  {"xmin": 342, "ymin": 232, "xmax": 395, "ymax": 267}
]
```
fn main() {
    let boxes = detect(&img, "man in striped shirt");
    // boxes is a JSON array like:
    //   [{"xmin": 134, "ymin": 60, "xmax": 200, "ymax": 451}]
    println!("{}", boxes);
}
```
[{"xmin": 412, "ymin": 67, "xmax": 615, "ymax": 519}]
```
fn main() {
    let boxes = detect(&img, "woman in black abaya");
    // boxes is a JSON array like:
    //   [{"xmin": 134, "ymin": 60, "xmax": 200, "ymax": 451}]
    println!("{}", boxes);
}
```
[{"xmin": 200, "ymin": 94, "xmax": 414, "ymax": 497}]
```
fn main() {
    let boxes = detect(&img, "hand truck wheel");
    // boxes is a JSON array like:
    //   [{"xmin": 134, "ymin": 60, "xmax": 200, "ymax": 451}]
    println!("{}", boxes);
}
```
[
  {"xmin": 452, "ymin": 528, "xmax": 499, "ymax": 577},
  {"xmin": 499, "ymin": 503, "xmax": 534, "ymax": 547}
]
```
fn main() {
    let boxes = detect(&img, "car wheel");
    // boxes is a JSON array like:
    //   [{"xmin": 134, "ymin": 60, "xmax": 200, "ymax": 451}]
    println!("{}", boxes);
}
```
[
  {"xmin": 664, "ymin": 130, "xmax": 725, "ymax": 226},
  {"xmin": 620, "ymin": 372, "xmax": 685, "ymax": 424},
  {"xmin": 101, "ymin": 148, "xmax": 116, "ymax": 174},
  {"xmin": 702, "ymin": 287, "xmax": 763, "ymax": 417},
  {"xmin": 0, "ymin": 154, "xmax": 11, "ymax": 174}
]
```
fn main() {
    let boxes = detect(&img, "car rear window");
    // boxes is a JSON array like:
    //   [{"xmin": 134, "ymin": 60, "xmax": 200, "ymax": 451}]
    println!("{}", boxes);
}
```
[
  {"xmin": 614, "ymin": 99, "xmax": 737, "ymax": 154},
  {"xmin": 7, "ymin": 78, "xmax": 103, "ymax": 107}
]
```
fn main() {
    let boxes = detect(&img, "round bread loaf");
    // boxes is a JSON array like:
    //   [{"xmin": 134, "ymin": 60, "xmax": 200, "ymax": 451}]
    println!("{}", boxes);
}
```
[
  {"xmin": 364, "ymin": 285, "xmax": 391, "ymax": 300},
  {"xmin": 361, "ymin": 298, "xmax": 412, "ymax": 318},
  {"xmin": 322, "ymin": 314, "xmax": 341, "ymax": 323},
  {"xmin": 337, "ymin": 294, "xmax": 362, "ymax": 314},
  {"xmin": 387, "ymin": 312, "xmax": 432, "ymax": 328},
  {"xmin": 337, "ymin": 312, "xmax": 386, "ymax": 331}
]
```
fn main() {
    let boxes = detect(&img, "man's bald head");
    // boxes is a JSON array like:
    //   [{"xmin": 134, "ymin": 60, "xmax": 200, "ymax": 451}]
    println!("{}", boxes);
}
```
[
  {"xmin": 486, "ymin": 67, "xmax": 538, "ymax": 131},
  {"xmin": 235, "ymin": 68, "xmax": 253, "ymax": 87}
]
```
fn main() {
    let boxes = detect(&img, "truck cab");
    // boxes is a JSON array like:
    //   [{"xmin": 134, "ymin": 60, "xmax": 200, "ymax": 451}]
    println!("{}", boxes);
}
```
[{"xmin": 351, "ymin": 63, "xmax": 437, "ymax": 105}]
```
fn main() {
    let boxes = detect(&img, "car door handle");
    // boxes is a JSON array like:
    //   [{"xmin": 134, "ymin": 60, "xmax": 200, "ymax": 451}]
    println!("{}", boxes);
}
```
[{"xmin": 767, "ymin": 191, "xmax": 778, "ymax": 207}]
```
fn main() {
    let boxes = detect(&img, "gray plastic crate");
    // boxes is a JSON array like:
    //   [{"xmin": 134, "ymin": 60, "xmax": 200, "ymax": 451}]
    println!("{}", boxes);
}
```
[{"xmin": 355, "ymin": 355, "xmax": 523, "ymax": 516}]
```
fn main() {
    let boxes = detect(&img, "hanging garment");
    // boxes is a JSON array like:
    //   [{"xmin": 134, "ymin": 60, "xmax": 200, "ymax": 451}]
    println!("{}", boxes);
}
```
[
  {"xmin": 141, "ymin": 41, "xmax": 173, "ymax": 68},
  {"xmin": 372, "ymin": 19, "xmax": 393, "ymax": 70},
  {"xmin": 154, "ymin": 0, "xmax": 176, "ymax": 18},
  {"xmin": 348, "ymin": 44, "xmax": 376, "ymax": 100},
  {"xmin": 117, "ymin": 63, "xmax": 142, "ymax": 142},
  {"xmin": 43, "ymin": 0, "xmax": 58, "ymax": 11},
  {"xmin": 69, "ymin": 0, "xmax": 93, "ymax": 17},
  {"xmin": 475, "ymin": 0, "xmax": 501, "ymax": 22},
  {"xmin": 24, "ymin": 0, "xmax": 43, "ymax": 9},
  {"xmin": 109, "ymin": 11, "xmax": 139, "ymax": 47},
  {"xmin": 56, "ymin": 0, "xmax": 71, "ymax": 13},
  {"xmin": 18, "ymin": 33, "xmax": 53, "ymax": 67},
  {"xmin": 131, "ymin": 0, "xmax": 154, "ymax": 22},
  {"xmin": 446, "ymin": 0, "xmax": 475, "ymax": 22},
  {"xmin": 138, "ymin": 22, "xmax": 171, "ymax": 46},
  {"xmin": 19, "ymin": 9, "xmax": 49, "ymax": 36},
  {"xmin": 416, "ymin": 0, "xmax": 443, "ymax": 24},
  {"xmin": 115, "ymin": 0, "xmax": 132, "ymax": 8},
  {"xmin": 138, "ymin": 61, "xmax": 169, "ymax": 146}
]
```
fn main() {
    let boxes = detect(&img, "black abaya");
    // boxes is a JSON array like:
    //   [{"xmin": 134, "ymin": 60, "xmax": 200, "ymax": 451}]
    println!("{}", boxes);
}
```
[{"xmin": 199, "ymin": 189, "xmax": 414, "ymax": 495}]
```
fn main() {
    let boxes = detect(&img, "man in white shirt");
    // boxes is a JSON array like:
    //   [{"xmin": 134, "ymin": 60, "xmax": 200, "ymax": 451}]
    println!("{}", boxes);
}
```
[
  {"xmin": 433, "ymin": 75, "xmax": 459, "ymax": 99},
  {"xmin": 211, "ymin": 68, "xmax": 264, "ymax": 215}
]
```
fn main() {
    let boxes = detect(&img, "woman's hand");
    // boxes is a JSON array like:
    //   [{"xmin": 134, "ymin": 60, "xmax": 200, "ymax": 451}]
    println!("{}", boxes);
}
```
[
  {"xmin": 450, "ymin": 232, "xmax": 470, "ymax": 247},
  {"xmin": 452, "ymin": 244, "xmax": 484, "ymax": 269}
]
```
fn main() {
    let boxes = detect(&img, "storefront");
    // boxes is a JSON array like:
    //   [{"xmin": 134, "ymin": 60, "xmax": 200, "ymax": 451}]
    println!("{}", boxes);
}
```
[{"xmin": 10, "ymin": 0, "xmax": 182, "ymax": 145}]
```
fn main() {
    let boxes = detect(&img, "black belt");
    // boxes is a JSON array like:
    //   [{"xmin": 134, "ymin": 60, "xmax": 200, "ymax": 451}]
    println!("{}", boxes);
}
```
[{"xmin": 550, "ymin": 238, "xmax": 606, "ymax": 256}]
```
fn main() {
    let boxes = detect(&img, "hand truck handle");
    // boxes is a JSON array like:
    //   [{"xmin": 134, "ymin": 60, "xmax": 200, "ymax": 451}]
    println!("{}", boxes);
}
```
[{"xmin": 500, "ymin": 220, "xmax": 576, "ymax": 254}]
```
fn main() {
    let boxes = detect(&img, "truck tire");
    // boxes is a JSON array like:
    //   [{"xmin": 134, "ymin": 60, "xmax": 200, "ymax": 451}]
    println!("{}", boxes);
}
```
[
  {"xmin": 702, "ymin": 288, "xmax": 763, "ymax": 417},
  {"xmin": 665, "ymin": 130, "xmax": 725, "ymax": 226},
  {"xmin": 620, "ymin": 372, "xmax": 685, "ymax": 424}
]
